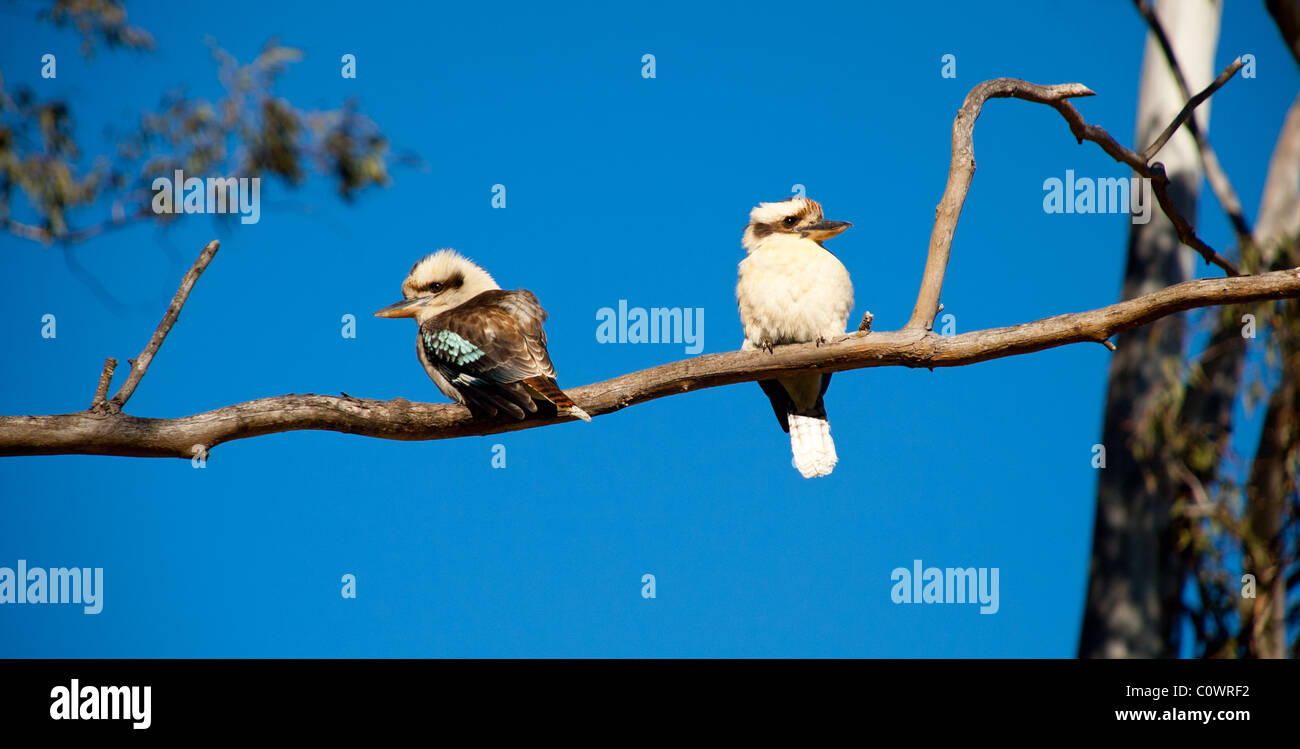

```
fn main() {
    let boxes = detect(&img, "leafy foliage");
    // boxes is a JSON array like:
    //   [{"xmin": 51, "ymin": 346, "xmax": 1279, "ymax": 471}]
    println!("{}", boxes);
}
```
[
  {"xmin": 1141, "ymin": 235, "xmax": 1300, "ymax": 658},
  {"xmin": 0, "ymin": 3, "xmax": 416, "ymax": 244}
]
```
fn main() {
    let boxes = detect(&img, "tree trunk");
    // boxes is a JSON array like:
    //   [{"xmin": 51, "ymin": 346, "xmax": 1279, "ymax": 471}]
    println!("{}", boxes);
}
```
[{"xmin": 1079, "ymin": 0, "xmax": 1222, "ymax": 658}]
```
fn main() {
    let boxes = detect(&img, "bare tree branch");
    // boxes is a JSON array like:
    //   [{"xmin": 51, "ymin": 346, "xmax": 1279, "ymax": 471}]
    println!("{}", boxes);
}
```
[
  {"xmin": 105, "ymin": 239, "xmax": 220, "ymax": 412},
  {"xmin": 908, "ymin": 71, "xmax": 1243, "ymax": 335},
  {"xmin": 1140, "ymin": 58, "xmax": 1243, "ymax": 165},
  {"xmin": 1048, "ymin": 82, "xmax": 1242, "ymax": 275},
  {"xmin": 1, "ymin": 205, "xmax": 156, "ymax": 245},
  {"xmin": 905, "ymin": 79, "xmax": 1095, "ymax": 331},
  {"xmin": 0, "ymin": 217, "xmax": 56, "ymax": 243},
  {"xmin": 1134, "ymin": 0, "xmax": 1254, "ymax": 244},
  {"xmin": 2, "ymin": 267, "xmax": 1298, "ymax": 458}
]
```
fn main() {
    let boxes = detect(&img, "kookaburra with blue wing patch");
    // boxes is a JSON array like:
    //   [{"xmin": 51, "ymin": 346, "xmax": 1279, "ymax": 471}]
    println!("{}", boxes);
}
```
[
  {"xmin": 375, "ymin": 250, "xmax": 591, "ymax": 422},
  {"xmin": 736, "ymin": 197, "xmax": 853, "ymax": 478}
]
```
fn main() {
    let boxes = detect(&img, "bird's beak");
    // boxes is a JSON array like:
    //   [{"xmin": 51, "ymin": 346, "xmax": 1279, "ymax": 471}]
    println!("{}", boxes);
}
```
[
  {"xmin": 800, "ymin": 220, "xmax": 852, "ymax": 241},
  {"xmin": 373, "ymin": 296, "xmax": 431, "ymax": 318}
]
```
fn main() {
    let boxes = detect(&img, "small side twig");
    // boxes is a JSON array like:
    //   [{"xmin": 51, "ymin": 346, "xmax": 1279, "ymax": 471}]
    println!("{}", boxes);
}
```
[
  {"xmin": 1045, "ymin": 79, "xmax": 1242, "ymax": 275},
  {"xmin": 1146, "ymin": 162, "xmax": 1240, "ymax": 276},
  {"xmin": 89, "ymin": 358, "xmax": 118, "ymax": 412},
  {"xmin": 1140, "ymin": 59, "xmax": 1244, "ymax": 164},
  {"xmin": 106, "ymin": 239, "xmax": 221, "ymax": 412},
  {"xmin": 857, "ymin": 311, "xmax": 874, "ymax": 333}
]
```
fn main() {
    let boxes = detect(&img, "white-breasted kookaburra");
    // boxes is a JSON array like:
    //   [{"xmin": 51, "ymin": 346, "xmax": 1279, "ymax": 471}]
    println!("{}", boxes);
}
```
[
  {"xmin": 375, "ymin": 250, "xmax": 591, "ymax": 422},
  {"xmin": 736, "ymin": 197, "xmax": 853, "ymax": 478}
]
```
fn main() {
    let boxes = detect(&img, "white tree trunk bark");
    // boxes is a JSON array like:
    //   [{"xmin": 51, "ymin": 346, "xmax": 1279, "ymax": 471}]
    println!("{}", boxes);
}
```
[{"xmin": 1080, "ymin": 0, "xmax": 1222, "ymax": 659}]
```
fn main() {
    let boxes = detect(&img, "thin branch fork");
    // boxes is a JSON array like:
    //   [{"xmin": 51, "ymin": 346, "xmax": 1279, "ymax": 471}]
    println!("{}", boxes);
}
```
[
  {"xmin": 105, "ymin": 239, "xmax": 220, "ymax": 412},
  {"xmin": 906, "ymin": 67, "xmax": 1244, "ymax": 332},
  {"xmin": 1134, "ymin": 0, "xmax": 1254, "ymax": 244}
]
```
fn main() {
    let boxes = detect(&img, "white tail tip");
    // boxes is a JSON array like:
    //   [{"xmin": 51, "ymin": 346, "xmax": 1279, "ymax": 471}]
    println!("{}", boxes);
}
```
[{"xmin": 788, "ymin": 412, "xmax": 837, "ymax": 478}]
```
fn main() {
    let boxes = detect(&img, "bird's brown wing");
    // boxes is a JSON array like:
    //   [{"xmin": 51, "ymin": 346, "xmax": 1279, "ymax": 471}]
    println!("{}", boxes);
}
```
[
  {"xmin": 492, "ymin": 289, "xmax": 557, "ymax": 379},
  {"xmin": 420, "ymin": 290, "xmax": 556, "ymax": 419}
]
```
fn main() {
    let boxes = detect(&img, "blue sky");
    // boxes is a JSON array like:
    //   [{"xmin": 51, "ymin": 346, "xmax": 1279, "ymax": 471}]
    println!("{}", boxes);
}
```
[{"xmin": 0, "ymin": 1, "xmax": 1295, "ymax": 656}]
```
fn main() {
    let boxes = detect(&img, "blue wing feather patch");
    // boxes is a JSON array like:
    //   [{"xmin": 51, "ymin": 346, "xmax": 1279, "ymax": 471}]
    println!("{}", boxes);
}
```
[{"xmin": 422, "ymin": 329, "xmax": 486, "ymax": 367}]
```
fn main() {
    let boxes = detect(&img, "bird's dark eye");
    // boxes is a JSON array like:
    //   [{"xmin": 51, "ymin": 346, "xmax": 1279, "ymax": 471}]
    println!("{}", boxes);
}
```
[
  {"xmin": 782, "ymin": 216, "xmax": 798, "ymax": 227},
  {"xmin": 430, "ymin": 282, "xmax": 444, "ymax": 293}
]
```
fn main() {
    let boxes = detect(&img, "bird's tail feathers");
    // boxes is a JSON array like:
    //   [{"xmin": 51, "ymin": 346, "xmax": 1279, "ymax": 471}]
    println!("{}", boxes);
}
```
[
  {"xmin": 460, "ymin": 381, "xmax": 533, "ymax": 420},
  {"xmin": 788, "ymin": 405, "xmax": 837, "ymax": 478},
  {"xmin": 523, "ymin": 376, "xmax": 592, "ymax": 422}
]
